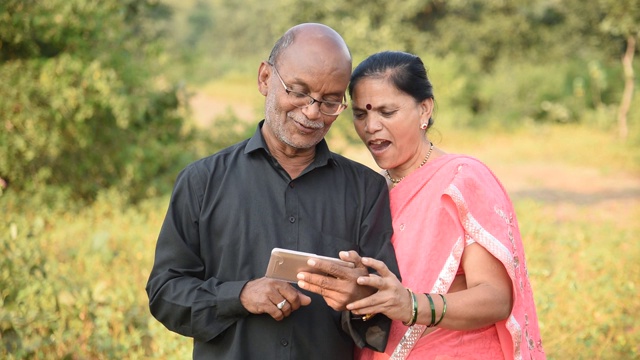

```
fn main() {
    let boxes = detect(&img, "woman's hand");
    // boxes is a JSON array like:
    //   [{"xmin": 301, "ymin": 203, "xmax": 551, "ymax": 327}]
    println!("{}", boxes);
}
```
[
  {"xmin": 296, "ymin": 251, "xmax": 373, "ymax": 311},
  {"xmin": 345, "ymin": 256, "xmax": 412, "ymax": 323}
]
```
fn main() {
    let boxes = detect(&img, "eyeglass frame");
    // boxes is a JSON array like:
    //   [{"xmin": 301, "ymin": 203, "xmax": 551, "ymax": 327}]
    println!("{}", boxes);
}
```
[{"xmin": 267, "ymin": 61, "xmax": 348, "ymax": 116}]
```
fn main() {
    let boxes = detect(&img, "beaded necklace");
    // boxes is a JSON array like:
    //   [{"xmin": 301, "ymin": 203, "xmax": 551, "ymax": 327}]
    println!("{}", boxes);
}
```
[{"xmin": 385, "ymin": 142, "xmax": 434, "ymax": 185}]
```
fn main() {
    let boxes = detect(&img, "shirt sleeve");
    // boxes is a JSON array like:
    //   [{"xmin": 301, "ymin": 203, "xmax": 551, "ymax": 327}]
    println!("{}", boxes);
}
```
[
  {"xmin": 344, "ymin": 173, "xmax": 399, "ymax": 352},
  {"xmin": 145, "ymin": 164, "xmax": 250, "ymax": 342}
]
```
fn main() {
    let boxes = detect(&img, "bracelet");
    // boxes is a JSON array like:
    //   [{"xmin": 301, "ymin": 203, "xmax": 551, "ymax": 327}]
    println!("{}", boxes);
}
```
[
  {"xmin": 402, "ymin": 288, "xmax": 418, "ymax": 326},
  {"xmin": 425, "ymin": 293, "xmax": 436, "ymax": 327},
  {"xmin": 433, "ymin": 294, "xmax": 447, "ymax": 326}
]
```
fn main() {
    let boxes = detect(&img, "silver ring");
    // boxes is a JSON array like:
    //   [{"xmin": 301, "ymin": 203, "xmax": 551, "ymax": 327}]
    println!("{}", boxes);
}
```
[{"xmin": 276, "ymin": 299, "xmax": 288, "ymax": 310}]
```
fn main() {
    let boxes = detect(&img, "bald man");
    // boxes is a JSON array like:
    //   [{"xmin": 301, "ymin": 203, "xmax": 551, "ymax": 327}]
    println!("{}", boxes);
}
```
[{"xmin": 146, "ymin": 23, "xmax": 399, "ymax": 359}]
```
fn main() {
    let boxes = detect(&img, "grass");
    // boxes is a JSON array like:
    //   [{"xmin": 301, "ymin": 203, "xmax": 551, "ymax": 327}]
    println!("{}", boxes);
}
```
[
  {"xmin": 518, "ymin": 199, "xmax": 639, "ymax": 359},
  {"xmin": 2, "ymin": 118, "xmax": 639, "ymax": 358}
]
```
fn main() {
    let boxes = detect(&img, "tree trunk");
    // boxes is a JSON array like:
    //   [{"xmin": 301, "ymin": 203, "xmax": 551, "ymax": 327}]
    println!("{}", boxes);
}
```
[{"xmin": 617, "ymin": 34, "xmax": 635, "ymax": 139}]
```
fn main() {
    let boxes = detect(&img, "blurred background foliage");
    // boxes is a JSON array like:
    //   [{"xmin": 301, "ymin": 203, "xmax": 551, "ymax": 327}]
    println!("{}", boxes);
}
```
[
  {"xmin": 1, "ymin": 0, "xmax": 639, "ymax": 204},
  {"xmin": 1, "ymin": 0, "xmax": 639, "ymax": 358},
  {"xmin": 1, "ymin": 0, "xmax": 203, "ymax": 205}
]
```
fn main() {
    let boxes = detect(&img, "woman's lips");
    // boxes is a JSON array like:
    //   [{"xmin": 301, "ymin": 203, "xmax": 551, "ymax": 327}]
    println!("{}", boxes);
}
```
[{"xmin": 368, "ymin": 139, "xmax": 391, "ymax": 155}]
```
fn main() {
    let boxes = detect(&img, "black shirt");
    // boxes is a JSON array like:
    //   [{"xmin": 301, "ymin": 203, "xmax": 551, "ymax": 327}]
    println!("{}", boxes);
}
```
[{"xmin": 146, "ymin": 121, "xmax": 399, "ymax": 359}]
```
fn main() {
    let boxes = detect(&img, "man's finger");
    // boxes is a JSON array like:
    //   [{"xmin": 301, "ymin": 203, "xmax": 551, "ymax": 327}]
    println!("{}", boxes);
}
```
[
  {"xmin": 306, "ymin": 257, "xmax": 354, "ymax": 279},
  {"xmin": 297, "ymin": 271, "xmax": 340, "ymax": 293}
]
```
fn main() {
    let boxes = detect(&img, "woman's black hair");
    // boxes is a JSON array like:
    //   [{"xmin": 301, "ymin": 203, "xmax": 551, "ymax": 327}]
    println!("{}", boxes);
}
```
[{"xmin": 349, "ymin": 51, "xmax": 435, "ymax": 126}]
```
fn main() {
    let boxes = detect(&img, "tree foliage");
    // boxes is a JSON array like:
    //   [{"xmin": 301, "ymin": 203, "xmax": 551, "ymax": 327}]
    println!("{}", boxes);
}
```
[
  {"xmin": 165, "ymin": 0, "xmax": 638, "ymax": 134},
  {"xmin": 1, "ymin": 0, "xmax": 638, "ymax": 205},
  {"xmin": 0, "ymin": 0, "xmax": 198, "ymax": 204}
]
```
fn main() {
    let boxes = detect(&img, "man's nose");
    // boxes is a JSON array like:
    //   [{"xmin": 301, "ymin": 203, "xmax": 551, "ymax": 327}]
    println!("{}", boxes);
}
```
[{"xmin": 301, "ymin": 101, "xmax": 322, "ymax": 119}]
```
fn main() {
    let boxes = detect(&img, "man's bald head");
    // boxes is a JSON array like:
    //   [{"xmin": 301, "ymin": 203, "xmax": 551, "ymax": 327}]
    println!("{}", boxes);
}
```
[
  {"xmin": 268, "ymin": 23, "xmax": 351, "ymax": 68},
  {"xmin": 258, "ymin": 23, "xmax": 352, "ymax": 153}
]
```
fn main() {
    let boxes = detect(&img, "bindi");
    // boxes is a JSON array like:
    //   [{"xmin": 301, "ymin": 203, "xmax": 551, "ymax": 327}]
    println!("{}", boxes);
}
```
[{"xmin": 365, "ymin": 104, "xmax": 372, "ymax": 110}]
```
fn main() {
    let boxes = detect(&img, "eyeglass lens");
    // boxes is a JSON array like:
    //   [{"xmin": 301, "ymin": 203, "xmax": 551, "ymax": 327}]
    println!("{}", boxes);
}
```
[
  {"xmin": 270, "ymin": 62, "xmax": 345, "ymax": 116},
  {"xmin": 286, "ymin": 91, "xmax": 343, "ymax": 115}
]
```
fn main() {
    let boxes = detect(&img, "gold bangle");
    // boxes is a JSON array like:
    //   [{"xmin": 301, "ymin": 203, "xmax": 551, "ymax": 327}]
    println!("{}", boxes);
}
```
[{"xmin": 402, "ymin": 288, "xmax": 418, "ymax": 326}]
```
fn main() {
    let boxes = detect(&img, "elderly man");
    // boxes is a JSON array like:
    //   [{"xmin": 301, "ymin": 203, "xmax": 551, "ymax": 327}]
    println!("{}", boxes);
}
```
[{"xmin": 146, "ymin": 23, "xmax": 399, "ymax": 359}]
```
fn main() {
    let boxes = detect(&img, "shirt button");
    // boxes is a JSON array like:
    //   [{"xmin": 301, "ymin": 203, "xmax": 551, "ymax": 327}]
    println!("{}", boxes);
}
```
[
  {"xmin": 289, "ymin": 216, "xmax": 295, "ymax": 223},
  {"xmin": 289, "ymin": 182, "xmax": 295, "ymax": 188},
  {"xmin": 280, "ymin": 338, "xmax": 289, "ymax": 347}
]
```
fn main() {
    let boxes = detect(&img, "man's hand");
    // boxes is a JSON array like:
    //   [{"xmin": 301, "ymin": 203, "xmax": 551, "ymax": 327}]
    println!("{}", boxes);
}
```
[
  {"xmin": 296, "ymin": 250, "xmax": 375, "ymax": 311},
  {"xmin": 240, "ymin": 277, "xmax": 312, "ymax": 321}
]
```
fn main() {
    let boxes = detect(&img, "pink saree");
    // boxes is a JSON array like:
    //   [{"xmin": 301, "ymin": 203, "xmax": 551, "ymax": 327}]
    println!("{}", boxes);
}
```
[{"xmin": 357, "ymin": 154, "xmax": 545, "ymax": 360}]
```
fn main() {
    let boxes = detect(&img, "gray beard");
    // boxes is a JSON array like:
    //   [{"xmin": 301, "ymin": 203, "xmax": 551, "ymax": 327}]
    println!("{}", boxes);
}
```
[{"xmin": 264, "ymin": 95, "xmax": 324, "ymax": 150}]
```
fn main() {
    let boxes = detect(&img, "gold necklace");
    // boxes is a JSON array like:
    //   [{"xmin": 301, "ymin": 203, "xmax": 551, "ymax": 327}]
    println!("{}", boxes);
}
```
[{"xmin": 385, "ymin": 142, "xmax": 433, "ymax": 185}]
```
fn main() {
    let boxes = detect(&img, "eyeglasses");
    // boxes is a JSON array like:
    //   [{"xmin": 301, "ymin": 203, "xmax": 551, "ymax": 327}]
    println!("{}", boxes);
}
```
[{"xmin": 268, "ymin": 62, "xmax": 348, "ymax": 116}]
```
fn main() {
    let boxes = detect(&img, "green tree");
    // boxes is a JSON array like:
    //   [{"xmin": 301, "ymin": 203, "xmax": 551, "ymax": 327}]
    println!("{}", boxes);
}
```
[
  {"xmin": 598, "ymin": 0, "xmax": 640, "ymax": 139},
  {"xmin": 0, "ymin": 0, "xmax": 197, "ymax": 204},
  {"xmin": 159, "ymin": 0, "xmax": 639, "ymax": 132}
]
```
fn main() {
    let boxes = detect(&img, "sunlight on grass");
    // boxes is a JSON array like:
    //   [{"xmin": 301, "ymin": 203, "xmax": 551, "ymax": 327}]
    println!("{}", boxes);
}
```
[
  {"xmin": 517, "ymin": 200, "xmax": 640, "ymax": 359},
  {"xmin": 199, "ymin": 72, "xmax": 263, "ymax": 107},
  {"xmin": 431, "ymin": 122, "xmax": 640, "ymax": 173}
]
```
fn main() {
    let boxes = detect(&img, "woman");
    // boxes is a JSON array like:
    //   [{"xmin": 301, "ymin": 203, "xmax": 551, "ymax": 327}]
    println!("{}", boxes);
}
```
[{"xmin": 345, "ymin": 51, "xmax": 545, "ymax": 359}]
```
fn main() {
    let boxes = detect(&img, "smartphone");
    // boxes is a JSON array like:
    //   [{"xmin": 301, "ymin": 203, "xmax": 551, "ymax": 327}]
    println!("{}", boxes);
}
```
[{"xmin": 265, "ymin": 248, "xmax": 355, "ymax": 283}]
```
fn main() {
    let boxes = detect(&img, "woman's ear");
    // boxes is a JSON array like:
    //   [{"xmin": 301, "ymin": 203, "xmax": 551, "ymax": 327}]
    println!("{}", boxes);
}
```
[
  {"xmin": 257, "ymin": 61, "xmax": 270, "ymax": 96},
  {"xmin": 420, "ymin": 98, "xmax": 434, "ymax": 121}
]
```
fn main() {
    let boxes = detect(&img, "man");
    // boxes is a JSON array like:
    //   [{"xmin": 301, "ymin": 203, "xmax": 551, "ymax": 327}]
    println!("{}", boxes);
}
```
[{"xmin": 146, "ymin": 23, "xmax": 399, "ymax": 359}]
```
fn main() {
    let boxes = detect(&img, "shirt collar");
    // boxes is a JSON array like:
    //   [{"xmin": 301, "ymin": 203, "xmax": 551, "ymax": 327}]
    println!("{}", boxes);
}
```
[{"xmin": 245, "ymin": 120, "xmax": 335, "ymax": 166}]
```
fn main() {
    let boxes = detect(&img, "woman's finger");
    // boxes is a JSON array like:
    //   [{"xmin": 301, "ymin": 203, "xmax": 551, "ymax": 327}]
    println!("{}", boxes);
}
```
[
  {"xmin": 356, "ymin": 273, "xmax": 385, "ymax": 288},
  {"xmin": 361, "ymin": 257, "xmax": 394, "ymax": 278}
]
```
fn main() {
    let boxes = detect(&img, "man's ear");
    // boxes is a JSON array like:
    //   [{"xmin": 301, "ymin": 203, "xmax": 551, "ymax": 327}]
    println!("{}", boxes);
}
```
[{"xmin": 258, "ymin": 61, "xmax": 270, "ymax": 96}]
